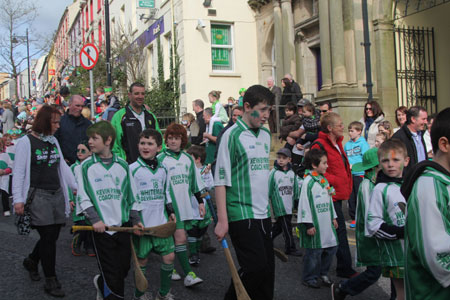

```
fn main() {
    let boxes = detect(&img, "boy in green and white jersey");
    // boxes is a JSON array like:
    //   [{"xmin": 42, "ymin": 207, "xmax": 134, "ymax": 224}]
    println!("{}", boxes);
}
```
[
  {"xmin": 366, "ymin": 139, "xmax": 410, "ymax": 300},
  {"xmin": 298, "ymin": 149, "xmax": 338, "ymax": 289},
  {"xmin": 76, "ymin": 121, "xmax": 143, "ymax": 300},
  {"xmin": 130, "ymin": 129, "xmax": 176, "ymax": 300},
  {"xmin": 402, "ymin": 107, "xmax": 450, "ymax": 300},
  {"xmin": 214, "ymin": 85, "xmax": 275, "ymax": 300},
  {"xmin": 158, "ymin": 123, "xmax": 205, "ymax": 287},
  {"xmin": 269, "ymin": 148, "xmax": 301, "ymax": 256}
]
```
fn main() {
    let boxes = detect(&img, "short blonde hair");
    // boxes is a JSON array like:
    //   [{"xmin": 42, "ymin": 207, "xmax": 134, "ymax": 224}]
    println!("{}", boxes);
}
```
[
  {"xmin": 81, "ymin": 107, "xmax": 91, "ymax": 119},
  {"xmin": 320, "ymin": 112, "xmax": 341, "ymax": 133},
  {"xmin": 182, "ymin": 113, "xmax": 195, "ymax": 123}
]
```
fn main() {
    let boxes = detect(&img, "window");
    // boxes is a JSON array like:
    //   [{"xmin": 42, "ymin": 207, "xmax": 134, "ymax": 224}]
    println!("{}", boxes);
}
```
[
  {"xmin": 211, "ymin": 24, "xmax": 234, "ymax": 71},
  {"xmin": 98, "ymin": 21, "xmax": 102, "ymax": 48}
]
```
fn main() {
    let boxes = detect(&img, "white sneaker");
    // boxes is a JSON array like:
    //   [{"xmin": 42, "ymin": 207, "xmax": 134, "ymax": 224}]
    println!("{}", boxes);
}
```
[
  {"xmin": 184, "ymin": 272, "xmax": 203, "ymax": 287},
  {"xmin": 3, "ymin": 211, "xmax": 10, "ymax": 217},
  {"xmin": 171, "ymin": 269, "xmax": 181, "ymax": 281},
  {"xmin": 133, "ymin": 292, "xmax": 153, "ymax": 300},
  {"xmin": 93, "ymin": 274, "xmax": 103, "ymax": 300},
  {"xmin": 155, "ymin": 291, "xmax": 175, "ymax": 300}
]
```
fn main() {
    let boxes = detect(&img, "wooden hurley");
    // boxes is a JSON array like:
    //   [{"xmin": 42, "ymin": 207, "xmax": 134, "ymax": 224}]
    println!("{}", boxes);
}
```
[
  {"xmin": 72, "ymin": 221, "xmax": 176, "ymax": 238},
  {"xmin": 130, "ymin": 237, "xmax": 148, "ymax": 292}
]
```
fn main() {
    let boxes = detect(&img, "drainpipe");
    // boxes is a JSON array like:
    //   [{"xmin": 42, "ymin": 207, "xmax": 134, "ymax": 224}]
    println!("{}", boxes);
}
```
[{"xmin": 361, "ymin": 0, "xmax": 373, "ymax": 100}]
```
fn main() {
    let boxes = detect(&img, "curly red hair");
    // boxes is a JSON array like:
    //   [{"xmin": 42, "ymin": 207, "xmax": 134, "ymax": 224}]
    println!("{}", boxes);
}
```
[{"xmin": 164, "ymin": 123, "xmax": 188, "ymax": 150}]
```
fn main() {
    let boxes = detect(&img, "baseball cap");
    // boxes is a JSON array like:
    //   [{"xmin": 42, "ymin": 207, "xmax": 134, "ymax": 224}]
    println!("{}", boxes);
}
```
[
  {"xmin": 297, "ymin": 98, "xmax": 310, "ymax": 107},
  {"xmin": 352, "ymin": 148, "xmax": 379, "ymax": 173},
  {"xmin": 276, "ymin": 148, "xmax": 291, "ymax": 158}
]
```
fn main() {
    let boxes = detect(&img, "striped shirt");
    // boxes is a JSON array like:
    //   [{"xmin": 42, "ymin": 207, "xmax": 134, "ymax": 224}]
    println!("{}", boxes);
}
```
[{"xmin": 269, "ymin": 168, "xmax": 299, "ymax": 218}]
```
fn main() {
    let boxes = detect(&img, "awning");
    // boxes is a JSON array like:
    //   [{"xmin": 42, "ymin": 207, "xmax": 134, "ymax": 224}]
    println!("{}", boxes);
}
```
[{"xmin": 394, "ymin": 0, "xmax": 450, "ymax": 20}]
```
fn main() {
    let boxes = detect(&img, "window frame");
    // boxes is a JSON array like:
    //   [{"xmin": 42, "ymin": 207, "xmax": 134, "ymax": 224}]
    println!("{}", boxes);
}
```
[{"xmin": 210, "ymin": 23, "xmax": 235, "ymax": 73}]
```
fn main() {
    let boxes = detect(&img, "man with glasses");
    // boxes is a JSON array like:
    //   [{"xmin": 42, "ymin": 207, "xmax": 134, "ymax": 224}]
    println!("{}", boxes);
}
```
[{"xmin": 319, "ymin": 101, "xmax": 333, "ymax": 116}]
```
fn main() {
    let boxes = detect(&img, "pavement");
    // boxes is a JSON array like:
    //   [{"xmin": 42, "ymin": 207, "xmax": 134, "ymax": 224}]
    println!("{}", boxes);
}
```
[{"xmin": 0, "ymin": 211, "xmax": 392, "ymax": 300}]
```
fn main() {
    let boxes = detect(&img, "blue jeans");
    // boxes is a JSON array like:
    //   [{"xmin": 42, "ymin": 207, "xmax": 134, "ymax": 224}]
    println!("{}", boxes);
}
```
[
  {"xmin": 340, "ymin": 265, "xmax": 382, "ymax": 295},
  {"xmin": 302, "ymin": 246, "xmax": 337, "ymax": 283}
]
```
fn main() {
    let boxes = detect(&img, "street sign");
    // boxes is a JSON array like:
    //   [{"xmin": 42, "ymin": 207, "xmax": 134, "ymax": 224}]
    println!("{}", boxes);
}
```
[
  {"xmin": 31, "ymin": 71, "xmax": 36, "ymax": 81},
  {"xmin": 138, "ymin": 0, "xmax": 154, "ymax": 8},
  {"xmin": 80, "ymin": 43, "xmax": 99, "ymax": 70}
]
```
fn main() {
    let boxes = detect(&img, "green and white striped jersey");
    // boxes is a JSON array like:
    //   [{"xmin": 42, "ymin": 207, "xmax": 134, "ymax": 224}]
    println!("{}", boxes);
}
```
[
  {"xmin": 269, "ymin": 168, "xmax": 299, "ymax": 218},
  {"xmin": 130, "ymin": 158, "xmax": 171, "ymax": 227},
  {"xmin": 297, "ymin": 174, "xmax": 338, "ymax": 249},
  {"xmin": 76, "ymin": 154, "xmax": 140, "ymax": 232},
  {"xmin": 405, "ymin": 168, "xmax": 450, "ymax": 300},
  {"xmin": 214, "ymin": 118, "xmax": 271, "ymax": 222},
  {"xmin": 158, "ymin": 150, "xmax": 204, "ymax": 222},
  {"xmin": 366, "ymin": 182, "xmax": 405, "ymax": 267},
  {"xmin": 355, "ymin": 177, "xmax": 381, "ymax": 267}
]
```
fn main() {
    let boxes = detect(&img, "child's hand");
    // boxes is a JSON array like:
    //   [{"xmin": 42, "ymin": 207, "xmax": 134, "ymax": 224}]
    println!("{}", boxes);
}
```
[
  {"xmin": 169, "ymin": 213, "xmax": 176, "ymax": 223},
  {"xmin": 133, "ymin": 222, "xmax": 144, "ymax": 236},
  {"xmin": 70, "ymin": 201, "xmax": 75, "ymax": 211},
  {"xmin": 199, "ymin": 203, "xmax": 205, "ymax": 218},
  {"xmin": 296, "ymin": 143, "xmax": 304, "ymax": 150},
  {"xmin": 93, "ymin": 220, "xmax": 106, "ymax": 233},
  {"xmin": 333, "ymin": 219, "xmax": 338, "ymax": 229},
  {"xmin": 286, "ymin": 136, "xmax": 295, "ymax": 145},
  {"xmin": 14, "ymin": 202, "xmax": 24, "ymax": 215},
  {"xmin": 306, "ymin": 227, "xmax": 316, "ymax": 236}
]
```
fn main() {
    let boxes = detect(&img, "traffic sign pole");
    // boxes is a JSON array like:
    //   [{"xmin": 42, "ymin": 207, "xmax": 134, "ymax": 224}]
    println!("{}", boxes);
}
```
[{"xmin": 90, "ymin": 69, "xmax": 95, "ymax": 119}]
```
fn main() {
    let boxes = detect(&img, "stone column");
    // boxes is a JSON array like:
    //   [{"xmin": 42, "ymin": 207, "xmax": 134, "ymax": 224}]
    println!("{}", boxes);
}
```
[
  {"xmin": 329, "ymin": 0, "xmax": 347, "ymax": 86},
  {"xmin": 281, "ymin": 0, "xmax": 296, "ymax": 78},
  {"xmin": 273, "ymin": 0, "xmax": 284, "ymax": 83},
  {"xmin": 319, "ymin": 0, "xmax": 332, "ymax": 89}
]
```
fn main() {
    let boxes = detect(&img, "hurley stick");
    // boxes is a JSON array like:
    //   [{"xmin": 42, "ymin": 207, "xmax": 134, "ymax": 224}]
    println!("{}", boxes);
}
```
[
  {"xmin": 205, "ymin": 195, "xmax": 251, "ymax": 300},
  {"xmin": 130, "ymin": 237, "xmax": 148, "ymax": 293},
  {"xmin": 72, "ymin": 221, "xmax": 176, "ymax": 238}
]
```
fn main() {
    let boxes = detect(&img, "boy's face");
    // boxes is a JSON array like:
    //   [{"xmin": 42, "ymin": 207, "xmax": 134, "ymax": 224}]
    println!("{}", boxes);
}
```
[
  {"xmin": 375, "ymin": 135, "xmax": 385, "ymax": 148},
  {"xmin": 77, "ymin": 144, "xmax": 91, "ymax": 162},
  {"xmin": 100, "ymin": 104, "xmax": 107, "ymax": 112},
  {"xmin": 88, "ymin": 134, "xmax": 111, "ymax": 154},
  {"xmin": 204, "ymin": 113, "xmax": 211, "ymax": 124},
  {"xmin": 302, "ymin": 109, "xmax": 313, "ymax": 117},
  {"xmin": 313, "ymin": 156, "xmax": 328, "ymax": 175},
  {"xmin": 379, "ymin": 149, "xmax": 409, "ymax": 178},
  {"xmin": 277, "ymin": 154, "xmax": 291, "ymax": 168},
  {"xmin": 348, "ymin": 128, "xmax": 361, "ymax": 140},
  {"xmin": 378, "ymin": 125, "xmax": 388, "ymax": 135},
  {"xmin": 167, "ymin": 135, "xmax": 182, "ymax": 152},
  {"xmin": 138, "ymin": 136, "xmax": 161, "ymax": 160},
  {"xmin": 5, "ymin": 138, "xmax": 11, "ymax": 146},
  {"xmin": 285, "ymin": 109, "xmax": 294, "ymax": 117},
  {"xmin": 245, "ymin": 102, "xmax": 271, "ymax": 129}
]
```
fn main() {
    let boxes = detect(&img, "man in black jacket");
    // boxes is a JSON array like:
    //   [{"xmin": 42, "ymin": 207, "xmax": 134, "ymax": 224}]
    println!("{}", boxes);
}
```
[
  {"xmin": 191, "ymin": 99, "xmax": 206, "ymax": 145},
  {"xmin": 54, "ymin": 95, "xmax": 92, "ymax": 165},
  {"xmin": 284, "ymin": 73, "xmax": 303, "ymax": 101},
  {"xmin": 392, "ymin": 106, "xmax": 428, "ymax": 175}
]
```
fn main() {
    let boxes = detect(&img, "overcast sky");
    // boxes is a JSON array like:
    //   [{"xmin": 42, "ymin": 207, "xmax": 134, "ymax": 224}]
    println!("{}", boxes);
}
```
[{"xmin": 33, "ymin": 0, "xmax": 73, "ymax": 37}]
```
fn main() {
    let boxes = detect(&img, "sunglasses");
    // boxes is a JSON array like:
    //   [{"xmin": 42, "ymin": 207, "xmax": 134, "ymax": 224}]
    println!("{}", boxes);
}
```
[
  {"xmin": 321, "ymin": 110, "xmax": 328, "ymax": 113},
  {"xmin": 365, "ymin": 107, "xmax": 373, "ymax": 111},
  {"xmin": 77, "ymin": 149, "xmax": 87, "ymax": 154}
]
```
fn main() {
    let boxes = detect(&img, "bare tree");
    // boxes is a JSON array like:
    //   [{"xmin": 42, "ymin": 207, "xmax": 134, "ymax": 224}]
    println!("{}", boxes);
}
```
[{"xmin": 0, "ymin": 0, "xmax": 38, "ymax": 100}]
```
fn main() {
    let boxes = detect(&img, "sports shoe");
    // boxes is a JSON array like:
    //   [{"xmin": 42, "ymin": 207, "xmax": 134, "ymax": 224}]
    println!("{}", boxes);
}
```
[
  {"xmin": 155, "ymin": 291, "xmax": 175, "ymax": 300},
  {"xmin": 171, "ymin": 269, "xmax": 181, "ymax": 281},
  {"xmin": 3, "ymin": 211, "xmax": 10, "ymax": 217},
  {"xmin": 93, "ymin": 274, "xmax": 103, "ymax": 300},
  {"xmin": 286, "ymin": 249, "xmax": 303, "ymax": 257},
  {"xmin": 331, "ymin": 283, "xmax": 347, "ymax": 300},
  {"xmin": 302, "ymin": 280, "xmax": 320, "ymax": 289},
  {"xmin": 133, "ymin": 292, "xmax": 153, "ymax": 300},
  {"xmin": 189, "ymin": 254, "xmax": 199, "ymax": 266},
  {"xmin": 86, "ymin": 247, "xmax": 96, "ymax": 257},
  {"xmin": 184, "ymin": 272, "xmax": 203, "ymax": 287},
  {"xmin": 71, "ymin": 233, "xmax": 82, "ymax": 256},
  {"xmin": 23, "ymin": 256, "xmax": 41, "ymax": 281},
  {"xmin": 320, "ymin": 275, "xmax": 333, "ymax": 287},
  {"xmin": 349, "ymin": 220, "xmax": 356, "ymax": 228}
]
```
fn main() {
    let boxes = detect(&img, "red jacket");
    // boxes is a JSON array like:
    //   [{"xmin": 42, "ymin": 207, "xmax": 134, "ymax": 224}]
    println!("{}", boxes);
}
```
[{"xmin": 311, "ymin": 131, "xmax": 353, "ymax": 201}]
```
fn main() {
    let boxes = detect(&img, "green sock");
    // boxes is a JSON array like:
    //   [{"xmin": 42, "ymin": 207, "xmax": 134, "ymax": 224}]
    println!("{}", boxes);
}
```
[
  {"xmin": 196, "ymin": 237, "xmax": 203, "ymax": 253},
  {"xmin": 175, "ymin": 244, "xmax": 192, "ymax": 275},
  {"xmin": 188, "ymin": 236, "xmax": 197, "ymax": 254},
  {"xmin": 134, "ymin": 266, "xmax": 147, "ymax": 298},
  {"xmin": 159, "ymin": 263, "xmax": 173, "ymax": 296}
]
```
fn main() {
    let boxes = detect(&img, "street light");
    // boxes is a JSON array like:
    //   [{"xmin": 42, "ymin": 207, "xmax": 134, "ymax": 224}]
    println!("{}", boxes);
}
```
[{"xmin": 12, "ymin": 28, "xmax": 31, "ymax": 99}]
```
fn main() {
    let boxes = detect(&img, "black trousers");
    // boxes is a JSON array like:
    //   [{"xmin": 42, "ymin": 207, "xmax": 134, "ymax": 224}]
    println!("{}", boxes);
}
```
[
  {"xmin": 348, "ymin": 175, "xmax": 363, "ymax": 220},
  {"xmin": 271, "ymin": 214, "xmax": 296, "ymax": 253},
  {"xmin": 29, "ymin": 224, "xmax": 62, "ymax": 277},
  {"xmin": 225, "ymin": 218, "xmax": 275, "ymax": 300},
  {"xmin": 93, "ymin": 231, "xmax": 131, "ymax": 300},
  {"xmin": 1, "ymin": 189, "xmax": 9, "ymax": 212},
  {"xmin": 333, "ymin": 201, "xmax": 356, "ymax": 277},
  {"xmin": 73, "ymin": 220, "xmax": 93, "ymax": 249}
]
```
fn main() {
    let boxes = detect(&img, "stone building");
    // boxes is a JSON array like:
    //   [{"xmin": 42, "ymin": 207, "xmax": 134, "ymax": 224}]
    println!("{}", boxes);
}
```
[{"xmin": 250, "ymin": 0, "xmax": 450, "ymax": 124}]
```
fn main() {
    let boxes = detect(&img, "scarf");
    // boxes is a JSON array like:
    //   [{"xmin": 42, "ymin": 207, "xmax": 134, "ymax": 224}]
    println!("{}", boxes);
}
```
[{"xmin": 304, "ymin": 169, "xmax": 336, "ymax": 196}]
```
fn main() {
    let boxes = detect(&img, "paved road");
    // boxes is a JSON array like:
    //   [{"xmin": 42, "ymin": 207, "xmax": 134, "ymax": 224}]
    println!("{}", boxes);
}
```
[{"xmin": 0, "ymin": 213, "xmax": 392, "ymax": 300}]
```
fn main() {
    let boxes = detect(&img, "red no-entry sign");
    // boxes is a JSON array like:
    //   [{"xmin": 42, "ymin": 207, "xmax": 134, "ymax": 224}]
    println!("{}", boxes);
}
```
[{"xmin": 80, "ymin": 43, "xmax": 99, "ymax": 70}]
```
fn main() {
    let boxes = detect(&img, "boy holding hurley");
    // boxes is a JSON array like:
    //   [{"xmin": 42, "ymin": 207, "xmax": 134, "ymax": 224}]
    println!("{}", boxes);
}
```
[
  {"xmin": 76, "ymin": 121, "xmax": 143, "ymax": 300},
  {"xmin": 214, "ymin": 85, "xmax": 275, "ymax": 300}
]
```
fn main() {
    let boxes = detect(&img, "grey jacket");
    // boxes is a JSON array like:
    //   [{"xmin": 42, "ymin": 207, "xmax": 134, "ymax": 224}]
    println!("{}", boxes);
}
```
[{"xmin": 1, "ymin": 109, "xmax": 14, "ymax": 134}]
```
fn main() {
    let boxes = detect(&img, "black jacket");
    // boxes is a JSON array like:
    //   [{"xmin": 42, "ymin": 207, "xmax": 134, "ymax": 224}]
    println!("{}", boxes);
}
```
[
  {"xmin": 191, "ymin": 110, "xmax": 206, "ymax": 145},
  {"xmin": 392, "ymin": 124, "xmax": 428, "ymax": 175},
  {"xmin": 54, "ymin": 113, "xmax": 92, "ymax": 165}
]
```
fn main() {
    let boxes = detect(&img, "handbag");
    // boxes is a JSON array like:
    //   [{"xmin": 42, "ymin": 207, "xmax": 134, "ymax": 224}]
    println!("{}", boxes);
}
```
[{"xmin": 15, "ymin": 187, "xmax": 37, "ymax": 235}]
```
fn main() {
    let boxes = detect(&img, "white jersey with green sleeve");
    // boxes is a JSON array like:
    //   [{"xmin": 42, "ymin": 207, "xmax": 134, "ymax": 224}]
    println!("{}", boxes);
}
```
[
  {"xmin": 76, "ymin": 154, "xmax": 141, "ymax": 232},
  {"xmin": 214, "ymin": 118, "xmax": 271, "ymax": 222},
  {"xmin": 297, "ymin": 174, "xmax": 338, "ymax": 249},
  {"xmin": 269, "ymin": 168, "xmax": 299, "ymax": 218},
  {"xmin": 405, "ymin": 168, "xmax": 450, "ymax": 300},
  {"xmin": 158, "ymin": 150, "xmax": 204, "ymax": 222},
  {"xmin": 366, "ymin": 182, "xmax": 405, "ymax": 267},
  {"xmin": 129, "ymin": 158, "xmax": 171, "ymax": 227}
]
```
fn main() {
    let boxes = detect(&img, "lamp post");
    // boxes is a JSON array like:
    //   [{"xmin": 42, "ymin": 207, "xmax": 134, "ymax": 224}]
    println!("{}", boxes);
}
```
[{"xmin": 12, "ymin": 28, "xmax": 31, "ymax": 99}]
